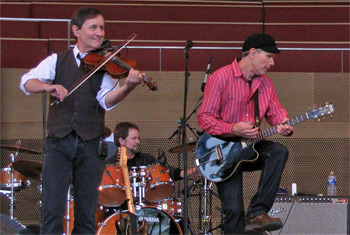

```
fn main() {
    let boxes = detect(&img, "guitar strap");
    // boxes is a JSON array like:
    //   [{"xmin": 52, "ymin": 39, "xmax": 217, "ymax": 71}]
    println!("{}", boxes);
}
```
[
  {"xmin": 253, "ymin": 89, "xmax": 260, "ymax": 127},
  {"xmin": 249, "ymin": 79, "xmax": 260, "ymax": 127}
]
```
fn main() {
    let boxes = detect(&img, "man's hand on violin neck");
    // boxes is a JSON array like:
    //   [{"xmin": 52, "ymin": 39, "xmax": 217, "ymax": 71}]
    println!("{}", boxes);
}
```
[{"xmin": 125, "ymin": 68, "xmax": 143, "ymax": 90}]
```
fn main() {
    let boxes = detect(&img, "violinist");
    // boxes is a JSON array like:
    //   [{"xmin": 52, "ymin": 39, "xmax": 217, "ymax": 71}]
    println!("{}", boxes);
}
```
[{"xmin": 20, "ymin": 7, "xmax": 143, "ymax": 234}]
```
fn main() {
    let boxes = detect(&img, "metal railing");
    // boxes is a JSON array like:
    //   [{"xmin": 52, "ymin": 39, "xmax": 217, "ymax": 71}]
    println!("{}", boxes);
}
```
[{"xmin": 1, "ymin": 17, "xmax": 349, "ymax": 72}]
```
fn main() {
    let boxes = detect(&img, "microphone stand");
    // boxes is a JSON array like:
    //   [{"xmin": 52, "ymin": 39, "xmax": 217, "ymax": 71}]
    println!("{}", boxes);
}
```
[{"xmin": 182, "ymin": 40, "xmax": 193, "ymax": 235}]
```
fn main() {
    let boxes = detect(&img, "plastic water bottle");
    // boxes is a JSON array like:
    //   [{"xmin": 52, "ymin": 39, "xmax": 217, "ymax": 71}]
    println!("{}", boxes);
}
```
[{"xmin": 327, "ymin": 171, "xmax": 337, "ymax": 196}]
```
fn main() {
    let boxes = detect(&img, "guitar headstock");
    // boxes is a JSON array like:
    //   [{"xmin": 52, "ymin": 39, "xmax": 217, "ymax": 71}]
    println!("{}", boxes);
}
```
[
  {"xmin": 308, "ymin": 102, "xmax": 335, "ymax": 120},
  {"xmin": 119, "ymin": 146, "xmax": 127, "ymax": 168}
]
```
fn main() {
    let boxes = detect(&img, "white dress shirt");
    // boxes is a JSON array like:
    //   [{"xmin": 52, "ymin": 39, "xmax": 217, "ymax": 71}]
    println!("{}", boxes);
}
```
[{"xmin": 20, "ymin": 45, "xmax": 120, "ymax": 110}]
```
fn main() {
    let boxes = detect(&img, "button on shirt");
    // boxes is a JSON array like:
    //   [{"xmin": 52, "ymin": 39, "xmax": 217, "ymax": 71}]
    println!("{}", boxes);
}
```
[
  {"xmin": 20, "ymin": 45, "xmax": 120, "ymax": 111},
  {"xmin": 197, "ymin": 58, "xmax": 288, "ymax": 136}
]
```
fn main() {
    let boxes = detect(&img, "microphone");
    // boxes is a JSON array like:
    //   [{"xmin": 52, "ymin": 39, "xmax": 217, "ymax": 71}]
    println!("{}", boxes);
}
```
[
  {"xmin": 201, "ymin": 57, "xmax": 212, "ymax": 92},
  {"xmin": 185, "ymin": 40, "xmax": 193, "ymax": 51}
]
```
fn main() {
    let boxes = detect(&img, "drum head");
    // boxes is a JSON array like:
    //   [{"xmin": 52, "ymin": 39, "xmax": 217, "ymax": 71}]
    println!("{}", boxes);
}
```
[{"xmin": 97, "ymin": 207, "xmax": 182, "ymax": 235}]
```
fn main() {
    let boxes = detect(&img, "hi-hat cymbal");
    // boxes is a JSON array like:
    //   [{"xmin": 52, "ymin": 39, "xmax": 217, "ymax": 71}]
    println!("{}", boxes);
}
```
[
  {"xmin": 169, "ymin": 142, "xmax": 197, "ymax": 153},
  {"xmin": 1, "ymin": 145, "xmax": 42, "ymax": 154},
  {"xmin": 12, "ymin": 160, "xmax": 43, "ymax": 181}
]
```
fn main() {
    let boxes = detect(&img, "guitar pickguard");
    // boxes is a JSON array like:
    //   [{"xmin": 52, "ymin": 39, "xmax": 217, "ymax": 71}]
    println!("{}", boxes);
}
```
[{"xmin": 195, "ymin": 133, "xmax": 258, "ymax": 182}]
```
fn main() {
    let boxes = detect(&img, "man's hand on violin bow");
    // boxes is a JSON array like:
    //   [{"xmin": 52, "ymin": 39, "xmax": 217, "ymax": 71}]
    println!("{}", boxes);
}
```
[{"xmin": 45, "ymin": 84, "xmax": 68, "ymax": 102}]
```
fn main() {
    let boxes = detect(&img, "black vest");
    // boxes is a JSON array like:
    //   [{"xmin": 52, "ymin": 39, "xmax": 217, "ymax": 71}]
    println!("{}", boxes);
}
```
[{"xmin": 47, "ymin": 49, "xmax": 105, "ymax": 140}]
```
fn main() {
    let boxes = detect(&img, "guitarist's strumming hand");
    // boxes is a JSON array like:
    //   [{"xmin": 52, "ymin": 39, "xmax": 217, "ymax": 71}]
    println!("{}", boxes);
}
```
[
  {"xmin": 232, "ymin": 121, "xmax": 259, "ymax": 138},
  {"xmin": 276, "ymin": 118, "xmax": 294, "ymax": 136}
]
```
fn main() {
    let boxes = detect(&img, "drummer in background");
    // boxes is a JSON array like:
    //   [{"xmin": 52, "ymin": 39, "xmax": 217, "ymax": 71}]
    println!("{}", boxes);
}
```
[{"xmin": 106, "ymin": 122, "xmax": 199, "ymax": 181}]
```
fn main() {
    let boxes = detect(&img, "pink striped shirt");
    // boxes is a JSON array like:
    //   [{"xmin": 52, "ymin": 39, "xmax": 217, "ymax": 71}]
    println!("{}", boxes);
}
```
[{"xmin": 197, "ymin": 58, "xmax": 288, "ymax": 136}]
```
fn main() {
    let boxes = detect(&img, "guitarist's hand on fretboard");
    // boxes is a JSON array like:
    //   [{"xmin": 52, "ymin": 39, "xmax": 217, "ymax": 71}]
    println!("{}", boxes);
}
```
[
  {"xmin": 232, "ymin": 121, "xmax": 259, "ymax": 138},
  {"xmin": 276, "ymin": 118, "xmax": 294, "ymax": 136}
]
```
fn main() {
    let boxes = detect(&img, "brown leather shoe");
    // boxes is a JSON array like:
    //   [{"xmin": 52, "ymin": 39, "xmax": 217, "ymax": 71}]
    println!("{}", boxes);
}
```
[{"xmin": 245, "ymin": 213, "xmax": 283, "ymax": 232}]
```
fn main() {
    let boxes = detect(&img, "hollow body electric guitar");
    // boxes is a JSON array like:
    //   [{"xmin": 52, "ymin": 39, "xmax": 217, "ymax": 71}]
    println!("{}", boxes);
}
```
[{"xmin": 195, "ymin": 103, "xmax": 335, "ymax": 182}]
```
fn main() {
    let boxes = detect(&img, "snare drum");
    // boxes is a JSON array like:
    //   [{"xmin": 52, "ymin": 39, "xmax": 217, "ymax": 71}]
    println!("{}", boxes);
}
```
[
  {"xmin": 98, "ymin": 165, "xmax": 126, "ymax": 207},
  {"xmin": 96, "ymin": 207, "xmax": 182, "ymax": 235},
  {"xmin": 148, "ymin": 198, "xmax": 182, "ymax": 218},
  {"xmin": 0, "ymin": 166, "xmax": 29, "ymax": 191},
  {"xmin": 145, "ymin": 164, "xmax": 174, "ymax": 202}
]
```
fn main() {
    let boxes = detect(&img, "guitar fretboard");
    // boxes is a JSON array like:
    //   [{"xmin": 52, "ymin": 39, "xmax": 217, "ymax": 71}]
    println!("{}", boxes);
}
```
[{"xmin": 245, "ymin": 112, "xmax": 309, "ymax": 145}]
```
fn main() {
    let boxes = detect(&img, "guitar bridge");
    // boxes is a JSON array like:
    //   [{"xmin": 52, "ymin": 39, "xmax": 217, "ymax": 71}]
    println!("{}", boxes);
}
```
[
  {"xmin": 215, "ymin": 145, "xmax": 223, "ymax": 163},
  {"xmin": 241, "ymin": 139, "xmax": 247, "ymax": 148}
]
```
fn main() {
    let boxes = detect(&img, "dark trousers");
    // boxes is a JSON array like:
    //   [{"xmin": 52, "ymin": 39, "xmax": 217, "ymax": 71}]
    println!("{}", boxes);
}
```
[
  {"xmin": 216, "ymin": 141, "xmax": 289, "ymax": 234},
  {"xmin": 41, "ymin": 132, "xmax": 106, "ymax": 234}
]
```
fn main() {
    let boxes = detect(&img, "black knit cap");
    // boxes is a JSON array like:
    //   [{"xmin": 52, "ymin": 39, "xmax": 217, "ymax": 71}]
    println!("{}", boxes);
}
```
[{"xmin": 242, "ymin": 33, "xmax": 280, "ymax": 54}]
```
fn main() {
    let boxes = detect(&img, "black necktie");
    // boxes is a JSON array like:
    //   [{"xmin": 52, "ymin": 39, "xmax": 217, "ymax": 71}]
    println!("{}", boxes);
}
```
[{"xmin": 77, "ymin": 53, "xmax": 84, "ymax": 70}]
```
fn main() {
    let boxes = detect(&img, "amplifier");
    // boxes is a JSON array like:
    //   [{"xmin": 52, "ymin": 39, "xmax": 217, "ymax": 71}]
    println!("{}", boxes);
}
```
[{"xmin": 269, "ymin": 196, "xmax": 349, "ymax": 234}]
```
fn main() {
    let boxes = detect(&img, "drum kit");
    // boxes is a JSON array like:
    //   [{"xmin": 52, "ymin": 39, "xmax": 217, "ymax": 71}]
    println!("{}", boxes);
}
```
[
  {"xmin": 96, "ymin": 163, "xmax": 183, "ymax": 234},
  {"xmin": 0, "ymin": 141, "xmax": 42, "ymax": 220},
  {"xmin": 1, "ymin": 140, "xmax": 218, "ymax": 234}
]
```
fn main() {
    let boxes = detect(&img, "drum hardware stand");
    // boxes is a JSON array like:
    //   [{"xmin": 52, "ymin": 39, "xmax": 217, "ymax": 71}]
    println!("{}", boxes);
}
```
[
  {"xmin": 196, "ymin": 178, "xmax": 222, "ymax": 235},
  {"xmin": 131, "ymin": 166, "xmax": 146, "ymax": 208},
  {"xmin": 200, "ymin": 178, "xmax": 212, "ymax": 235},
  {"xmin": 207, "ymin": 223, "xmax": 224, "ymax": 234},
  {"xmin": 9, "ymin": 152, "xmax": 17, "ymax": 220},
  {"xmin": 64, "ymin": 184, "xmax": 73, "ymax": 235}
]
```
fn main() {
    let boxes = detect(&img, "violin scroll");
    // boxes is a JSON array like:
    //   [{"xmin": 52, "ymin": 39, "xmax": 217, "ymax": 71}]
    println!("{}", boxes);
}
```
[{"xmin": 142, "ymin": 76, "xmax": 157, "ymax": 91}]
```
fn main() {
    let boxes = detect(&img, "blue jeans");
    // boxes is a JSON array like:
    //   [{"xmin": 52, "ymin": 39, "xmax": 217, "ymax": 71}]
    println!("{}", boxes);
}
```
[
  {"xmin": 216, "ymin": 141, "xmax": 289, "ymax": 234},
  {"xmin": 41, "ymin": 132, "xmax": 106, "ymax": 234}
]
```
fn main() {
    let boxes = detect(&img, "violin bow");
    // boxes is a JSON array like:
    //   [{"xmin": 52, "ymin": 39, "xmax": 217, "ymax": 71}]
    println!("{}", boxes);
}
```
[{"xmin": 50, "ymin": 33, "xmax": 138, "ymax": 106}]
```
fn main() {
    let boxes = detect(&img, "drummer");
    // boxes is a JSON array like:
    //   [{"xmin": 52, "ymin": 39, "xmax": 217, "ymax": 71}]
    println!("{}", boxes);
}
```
[{"xmin": 106, "ymin": 122, "xmax": 199, "ymax": 183}]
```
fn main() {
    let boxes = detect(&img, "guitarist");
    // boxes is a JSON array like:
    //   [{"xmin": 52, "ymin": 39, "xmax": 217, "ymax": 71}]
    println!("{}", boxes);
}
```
[{"xmin": 197, "ymin": 33, "xmax": 293, "ymax": 234}]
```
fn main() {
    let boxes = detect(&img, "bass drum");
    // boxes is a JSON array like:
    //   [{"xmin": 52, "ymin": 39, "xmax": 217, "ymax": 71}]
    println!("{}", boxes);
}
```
[{"xmin": 96, "ymin": 207, "xmax": 182, "ymax": 235}]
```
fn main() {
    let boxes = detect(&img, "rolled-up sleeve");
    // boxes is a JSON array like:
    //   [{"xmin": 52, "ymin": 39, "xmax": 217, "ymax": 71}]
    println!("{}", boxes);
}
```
[
  {"xmin": 20, "ymin": 54, "xmax": 57, "ymax": 95},
  {"xmin": 97, "ymin": 74, "xmax": 120, "ymax": 111}
]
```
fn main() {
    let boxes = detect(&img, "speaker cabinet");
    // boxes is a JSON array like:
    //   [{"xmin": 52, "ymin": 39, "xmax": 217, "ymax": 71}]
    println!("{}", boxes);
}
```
[{"xmin": 269, "ymin": 196, "xmax": 349, "ymax": 234}]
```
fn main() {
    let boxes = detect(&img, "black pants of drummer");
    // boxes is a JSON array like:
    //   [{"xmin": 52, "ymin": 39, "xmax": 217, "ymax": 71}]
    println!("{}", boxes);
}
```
[
  {"xmin": 41, "ymin": 132, "xmax": 106, "ymax": 234},
  {"xmin": 216, "ymin": 140, "xmax": 289, "ymax": 234}
]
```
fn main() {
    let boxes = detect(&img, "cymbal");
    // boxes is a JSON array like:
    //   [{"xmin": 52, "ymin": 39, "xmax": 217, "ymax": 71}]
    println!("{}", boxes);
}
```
[
  {"xmin": 1, "ymin": 145, "xmax": 42, "ymax": 154},
  {"xmin": 104, "ymin": 127, "xmax": 112, "ymax": 138},
  {"xmin": 169, "ymin": 142, "xmax": 197, "ymax": 153},
  {"xmin": 12, "ymin": 160, "xmax": 43, "ymax": 181}
]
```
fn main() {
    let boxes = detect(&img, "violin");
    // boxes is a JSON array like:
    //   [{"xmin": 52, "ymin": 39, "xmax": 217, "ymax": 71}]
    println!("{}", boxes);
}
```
[
  {"xmin": 50, "ymin": 33, "xmax": 157, "ymax": 106},
  {"xmin": 83, "ymin": 43, "xmax": 157, "ymax": 91}
]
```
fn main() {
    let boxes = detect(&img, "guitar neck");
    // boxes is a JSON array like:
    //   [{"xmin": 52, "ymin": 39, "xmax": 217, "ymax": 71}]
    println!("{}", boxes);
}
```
[
  {"xmin": 248, "ymin": 112, "xmax": 309, "ymax": 144},
  {"xmin": 121, "ymin": 166, "xmax": 135, "ymax": 214}
]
